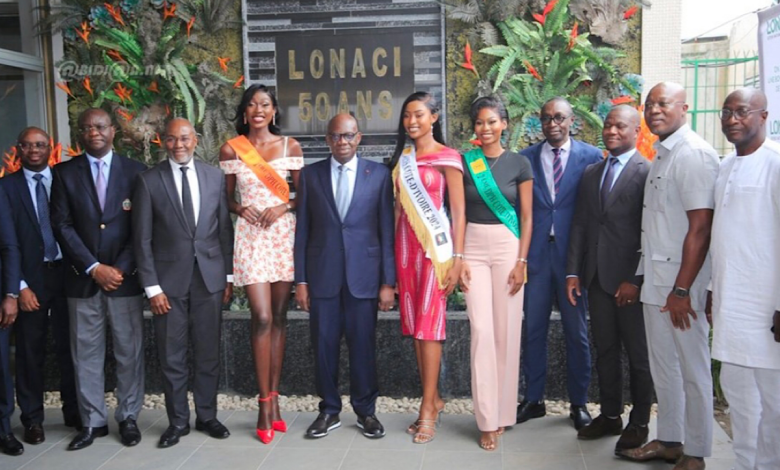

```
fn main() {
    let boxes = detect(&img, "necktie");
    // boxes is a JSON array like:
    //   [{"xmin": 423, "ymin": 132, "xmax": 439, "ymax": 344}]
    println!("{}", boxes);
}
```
[
  {"xmin": 94, "ymin": 160, "xmax": 106, "ymax": 210},
  {"xmin": 33, "ymin": 174, "xmax": 58, "ymax": 261},
  {"xmin": 600, "ymin": 157, "xmax": 619, "ymax": 207},
  {"xmin": 335, "ymin": 164, "xmax": 350, "ymax": 221},
  {"xmin": 180, "ymin": 166, "xmax": 196, "ymax": 234},
  {"xmin": 552, "ymin": 148, "xmax": 563, "ymax": 195}
]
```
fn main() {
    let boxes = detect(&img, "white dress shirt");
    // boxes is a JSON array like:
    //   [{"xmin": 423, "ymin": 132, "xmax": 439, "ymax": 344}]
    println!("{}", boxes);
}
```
[{"xmin": 330, "ymin": 153, "xmax": 358, "ymax": 206}]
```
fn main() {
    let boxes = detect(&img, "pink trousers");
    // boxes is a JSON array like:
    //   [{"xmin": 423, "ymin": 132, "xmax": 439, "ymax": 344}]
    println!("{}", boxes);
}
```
[{"xmin": 463, "ymin": 223, "xmax": 524, "ymax": 431}]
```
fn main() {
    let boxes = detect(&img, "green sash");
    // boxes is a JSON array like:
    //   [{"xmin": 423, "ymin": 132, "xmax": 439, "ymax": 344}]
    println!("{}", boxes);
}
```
[{"xmin": 464, "ymin": 149, "xmax": 520, "ymax": 238}]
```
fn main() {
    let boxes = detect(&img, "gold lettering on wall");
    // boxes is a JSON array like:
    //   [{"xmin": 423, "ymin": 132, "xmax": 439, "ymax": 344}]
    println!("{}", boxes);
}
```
[
  {"xmin": 356, "ymin": 91, "xmax": 372, "ymax": 119},
  {"xmin": 310, "ymin": 49, "xmax": 325, "ymax": 79},
  {"xmin": 393, "ymin": 47, "xmax": 401, "ymax": 77},
  {"xmin": 315, "ymin": 92, "xmax": 331, "ymax": 121},
  {"xmin": 372, "ymin": 48, "xmax": 387, "ymax": 77},
  {"xmin": 378, "ymin": 91, "xmax": 392, "ymax": 119},
  {"xmin": 330, "ymin": 48, "xmax": 346, "ymax": 79},
  {"xmin": 352, "ymin": 48, "xmax": 366, "ymax": 78},
  {"xmin": 337, "ymin": 91, "xmax": 349, "ymax": 114},
  {"xmin": 289, "ymin": 51, "xmax": 303, "ymax": 80},
  {"xmin": 299, "ymin": 92, "xmax": 312, "ymax": 121}
]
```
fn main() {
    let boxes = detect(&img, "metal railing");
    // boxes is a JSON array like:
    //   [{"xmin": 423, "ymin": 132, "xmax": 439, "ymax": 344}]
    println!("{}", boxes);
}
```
[{"xmin": 681, "ymin": 53, "xmax": 760, "ymax": 156}]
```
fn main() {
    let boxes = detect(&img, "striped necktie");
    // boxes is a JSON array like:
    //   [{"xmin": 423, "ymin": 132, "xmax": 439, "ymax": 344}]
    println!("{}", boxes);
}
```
[{"xmin": 552, "ymin": 147, "xmax": 563, "ymax": 195}]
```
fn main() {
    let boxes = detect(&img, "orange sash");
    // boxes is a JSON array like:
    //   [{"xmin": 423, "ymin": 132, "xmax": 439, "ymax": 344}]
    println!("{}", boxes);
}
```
[{"xmin": 227, "ymin": 135, "xmax": 290, "ymax": 203}]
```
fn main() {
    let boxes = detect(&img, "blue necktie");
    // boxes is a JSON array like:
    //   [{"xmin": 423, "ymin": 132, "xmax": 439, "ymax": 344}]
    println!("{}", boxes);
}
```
[
  {"xmin": 552, "ymin": 148, "xmax": 563, "ymax": 195},
  {"xmin": 335, "ymin": 164, "xmax": 350, "ymax": 221},
  {"xmin": 600, "ymin": 157, "xmax": 619, "ymax": 207},
  {"xmin": 33, "ymin": 174, "xmax": 59, "ymax": 261}
]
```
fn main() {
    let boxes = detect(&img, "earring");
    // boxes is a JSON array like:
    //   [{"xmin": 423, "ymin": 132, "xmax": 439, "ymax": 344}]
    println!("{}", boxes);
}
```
[
  {"xmin": 243, "ymin": 115, "xmax": 247, "ymax": 125},
  {"xmin": 272, "ymin": 114, "xmax": 276, "ymax": 126}
]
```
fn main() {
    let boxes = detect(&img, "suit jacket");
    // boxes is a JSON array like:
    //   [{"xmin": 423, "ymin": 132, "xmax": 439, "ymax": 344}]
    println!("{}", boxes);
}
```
[
  {"xmin": 521, "ymin": 138, "xmax": 603, "ymax": 273},
  {"xmin": 51, "ymin": 153, "xmax": 146, "ymax": 298},
  {"xmin": 132, "ymin": 159, "xmax": 233, "ymax": 298},
  {"xmin": 0, "ymin": 187, "xmax": 21, "ymax": 297},
  {"xmin": 566, "ymin": 151, "xmax": 649, "ymax": 294},
  {"xmin": 294, "ymin": 155, "xmax": 395, "ymax": 299},
  {"xmin": 1, "ymin": 170, "xmax": 59, "ymax": 295}
]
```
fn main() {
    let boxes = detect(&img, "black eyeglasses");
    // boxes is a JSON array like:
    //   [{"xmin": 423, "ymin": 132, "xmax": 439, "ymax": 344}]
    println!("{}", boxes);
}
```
[
  {"xmin": 328, "ymin": 132, "xmax": 358, "ymax": 142},
  {"xmin": 718, "ymin": 108, "xmax": 765, "ymax": 120},
  {"xmin": 78, "ymin": 124, "xmax": 111, "ymax": 134},
  {"xmin": 539, "ymin": 114, "xmax": 570, "ymax": 125},
  {"xmin": 16, "ymin": 142, "xmax": 49, "ymax": 150}
]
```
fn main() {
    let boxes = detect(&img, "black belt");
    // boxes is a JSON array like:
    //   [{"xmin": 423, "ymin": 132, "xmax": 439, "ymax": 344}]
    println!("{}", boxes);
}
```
[
  {"xmin": 548, "ymin": 235, "xmax": 556, "ymax": 243},
  {"xmin": 43, "ymin": 260, "xmax": 62, "ymax": 268}
]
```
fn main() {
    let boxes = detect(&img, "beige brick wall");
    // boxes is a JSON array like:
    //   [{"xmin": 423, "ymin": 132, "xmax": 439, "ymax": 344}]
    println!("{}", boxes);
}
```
[{"xmin": 641, "ymin": 0, "xmax": 683, "ymax": 95}]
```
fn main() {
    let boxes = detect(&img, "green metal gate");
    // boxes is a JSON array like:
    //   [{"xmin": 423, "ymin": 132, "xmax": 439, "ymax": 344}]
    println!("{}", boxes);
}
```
[{"xmin": 682, "ymin": 54, "xmax": 760, "ymax": 155}]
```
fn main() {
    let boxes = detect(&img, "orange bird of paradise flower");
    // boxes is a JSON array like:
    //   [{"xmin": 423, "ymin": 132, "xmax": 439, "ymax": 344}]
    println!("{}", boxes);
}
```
[
  {"xmin": 75, "ymin": 21, "xmax": 90, "ymax": 44},
  {"xmin": 461, "ymin": 42, "xmax": 478, "ymax": 76},
  {"xmin": 151, "ymin": 133, "xmax": 162, "ymax": 147},
  {"xmin": 611, "ymin": 95, "xmax": 636, "ymax": 105},
  {"xmin": 67, "ymin": 143, "xmax": 83, "ymax": 157},
  {"xmin": 49, "ymin": 142, "xmax": 62, "ymax": 167},
  {"xmin": 56, "ymin": 82, "xmax": 74, "ymax": 98},
  {"xmin": 3, "ymin": 147, "xmax": 21, "ymax": 174},
  {"xmin": 532, "ymin": 13, "xmax": 546, "ymax": 25},
  {"xmin": 217, "ymin": 57, "xmax": 230, "ymax": 73},
  {"xmin": 163, "ymin": 2, "xmax": 177, "ymax": 21},
  {"xmin": 0, "ymin": 168, "xmax": 5, "ymax": 178},
  {"xmin": 104, "ymin": 3, "xmax": 126, "ymax": 27},
  {"xmin": 147, "ymin": 81, "xmax": 160, "ymax": 93},
  {"xmin": 543, "ymin": 0, "xmax": 558, "ymax": 16},
  {"xmin": 523, "ymin": 61, "xmax": 543, "ymax": 82},
  {"xmin": 114, "ymin": 84, "xmax": 133, "ymax": 104},
  {"xmin": 82, "ymin": 76, "xmax": 94, "ymax": 97},
  {"xmin": 165, "ymin": 104, "xmax": 171, "ymax": 116},
  {"xmin": 567, "ymin": 21, "xmax": 579, "ymax": 51},
  {"xmin": 187, "ymin": 16, "xmax": 195, "ymax": 38},
  {"xmin": 107, "ymin": 49, "xmax": 125, "ymax": 62},
  {"xmin": 116, "ymin": 109, "xmax": 135, "ymax": 121},
  {"xmin": 233, "ymin": 75, "xmax": 245, "ymax": 89},
  {"xmin": 624, "ymin": 6, "xmax": 639, "ymax": 20}
]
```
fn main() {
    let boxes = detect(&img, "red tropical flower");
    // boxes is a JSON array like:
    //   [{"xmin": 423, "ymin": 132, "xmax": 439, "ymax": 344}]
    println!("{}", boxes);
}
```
[
  {"xmin": 532, "ymin": 13, "xmax": 546, "ymax": 25},
  {"xmin": 567, "ymin": 21, "xmax": 579, "ymax": 51},
  {"xmin": 186, "ymin": 16, "xmax": 195, "ymax": 38},
  {"xmin": 55, "ymin": 82, "xmax": 74, "ymax": 98},
  {"xmin": 461, "ymin": 42, "xmax": 477, "ymax": 75},
  {"xmin": 151, "ymin": 133, "xmax": 162, "ymax": 147},
  {"xmin": 114, "ymin": 84, "xmax": 133, "ymax": 104},
  {"xmin": 624, "ymin": 6, "xmax": 639, "ymax": 20},
  {"xmin": 82, "ymin": 76, "xmax": 94, "ymax": 97},
  {"xmin": 523, "ymin": 61, "xmax": 543, "ymax": 82},
  {"xmin": 75, "ymin": 21, "xmax": 90, "ymax": 44},
  {"xmin": 147, "ymin": 81, "xmax": 160, "ymax": 93},
  {"xmin": 233, "ymin": 75, "xmax": 245, "ymax": 89},
  {"xmin": 610, "ymin": 95, "xmax": 636, "ymax": 105},
  {"xmin": 104, "ymin": 3, "xmax": 126, "ymax": 27},
  {"xmin": 48, "ymin": 142, "xmax": 62, "ymax": 167},
  {"xmin": 107, "ymin": 49, "xmax": 125, "ymax": 62},
  {"xmin": 542, "ymin": 0, "xmax": 558, "ymax": 16},
  {"xmin": 163, "ymin": 2, "xmax": 177, "ymax": 21},
  {"xmin": 67, "ymin": 143, "xmax": 83, "ymax": 157},
  {"xmin": 217, "ymin": 57, "xmax": 230, "ymax": 73},
  {"xmin": 116, "ymin": 108, "xmax": 135, "ymax": 121}
]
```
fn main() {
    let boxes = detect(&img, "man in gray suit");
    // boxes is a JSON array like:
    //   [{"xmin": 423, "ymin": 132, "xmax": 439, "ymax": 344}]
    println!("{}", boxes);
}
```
[
  {"xmin": 566, "ymin": 105, "xmax": 653, "ymax": 452},
  {"xmin": 132, "ymin": 118, "xmax": 234, "ymax": 448}
]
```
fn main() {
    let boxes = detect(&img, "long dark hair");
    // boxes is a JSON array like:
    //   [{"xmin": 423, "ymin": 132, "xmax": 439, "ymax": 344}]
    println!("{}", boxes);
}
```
[
  {"xmin": 388, "ymin": 92, "xmax": 446, "ymax": 169},
  {"xmin": 233, "ymin": 84, "xmax": 281, "ymax": 136}
]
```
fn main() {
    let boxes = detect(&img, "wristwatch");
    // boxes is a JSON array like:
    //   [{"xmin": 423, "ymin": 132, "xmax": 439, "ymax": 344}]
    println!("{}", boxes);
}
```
[
  {"xmin": 285, "ymin": 202, "xmax": 293, "ymax": 212},
  {"xmin": 5, "ymin": 293, "xmax": 19, "ymax": 299},
  {"xmin": 672, "ymin": 286, "xmax": 690, "ymax": 298}
]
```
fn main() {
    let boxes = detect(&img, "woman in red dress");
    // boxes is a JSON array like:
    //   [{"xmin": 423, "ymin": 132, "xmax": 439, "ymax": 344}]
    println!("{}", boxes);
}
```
[{"xmin": 390, "ymin": 92, "xmax": 466, "ymax": 444}]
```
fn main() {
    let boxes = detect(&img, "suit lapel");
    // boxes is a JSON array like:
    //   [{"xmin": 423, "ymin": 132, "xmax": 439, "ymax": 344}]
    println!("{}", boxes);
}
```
[
  {"xmin": 344, "ymin": 155, "xmax": 370, "ymax": 221},
  {"xmin": 76, "ymin": 155, "xmax": 101, "ymax": 211},
  {"xmin": 193, "ymin": 160, "xmax": 211, "ymax": 239},
  {"xmin": 12, "ymin": 172, "xmax": 40, "ymax": 232},
  {"xmin": 603, "ymin": 152, "xmax": 643, "ymax": 212},
  {"xmin": 318, "ymin": 156, "xmax": 339, "ymax": 218},
  {"xmin": 557, "ymin": 140, "xmax": 583, "ymax": 202},
  {"xmin": 532, "ymin": 144, "xmax": 553, "ymax": 206},
  {"xmin": 159, "ymin": 161, "xmax": 191, "ymax": 235},
  {"xmin": 102, "ymin": 154, "xmax": 125, "ymax": 219}
]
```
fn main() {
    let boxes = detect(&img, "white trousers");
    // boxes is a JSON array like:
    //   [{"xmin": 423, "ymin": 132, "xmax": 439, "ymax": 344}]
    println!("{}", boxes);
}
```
[
  {"xmin": 720, "ymin": 363, "xmax": 780, "ymax": 470},
  {"xmin": 643, "ymin": 303, "xmax": 713, "ymax": 457}
]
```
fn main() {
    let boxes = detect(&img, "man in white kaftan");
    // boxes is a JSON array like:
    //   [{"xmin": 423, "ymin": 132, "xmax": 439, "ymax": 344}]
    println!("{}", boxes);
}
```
[{"xmin": 711, "ymin": 88, "xmax": 780, "ymax": 470}]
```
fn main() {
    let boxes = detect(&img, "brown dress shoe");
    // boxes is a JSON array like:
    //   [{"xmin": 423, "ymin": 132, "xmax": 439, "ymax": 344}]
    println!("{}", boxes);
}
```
[
  {"xmin": 673, "ymin": 455, "xmax": 706, "ymax": 470},
  {"xmin": 615, "ymin": 422, "xmax": 649, "ymax": 450},
  {"xmin": 577, "ymin": 415, "xmax": 622, "ymax": 440},
  {"xmin": 23, "ymin": 424, "xmax": 45, "ymax": 445},
  {"xmin": 616, "ymin": 439, "xmax": 684, "ymax": 463}
]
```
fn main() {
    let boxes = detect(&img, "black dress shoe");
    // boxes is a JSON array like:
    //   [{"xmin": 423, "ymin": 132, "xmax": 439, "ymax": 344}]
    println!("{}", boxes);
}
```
[
  {"xmin": 577, "ymin": 414, "xmax": 622, "ymax": 440},
  {"xmin": 306, "ymin": 413, "xmax": 341, "ymax": 438},
  {"xmin": 615, "ymin": 422, "xmax": 649, "ymax": 451},
  {"xmin": 356, "ymin": 414, "xmax": 385, "ymax": 439},
  {"xmin": 68, "ymin": 426, "xmax": 109, "ymax": 451},
  {"xmin": 158, "ymin": 425, "xmax": 190, "ymax": 448},
  {"xmin": 63, "ymin": 414, "xmax": 83, "ymax": 431},
  {"xmin": 516, "ymin": 400, "xmax": 546, "ymax": 423},
  {"xmin": 195, "ymin": 419, "xmax": 230, "ymax": 439},
  {"xmin": 119, "ymin": 418, "xmax": 142, "ymax": 446},
  {"xmin": 0, "ymin": 433, "xmax": 24, "ymax": 456},
  {"xmin": 569, "ymin": 405, "xmax": 593, "ymax": 431},
  {"xmin": 23, "ymin": 423, "xmax": 45, "ymax": 445}
]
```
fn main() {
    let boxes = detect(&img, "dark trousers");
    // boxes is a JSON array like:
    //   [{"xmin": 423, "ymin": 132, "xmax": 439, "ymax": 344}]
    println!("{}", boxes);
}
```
[
  {"xmin": 523, "ymin": 238, "xmax": 591, "ymax": 405},
  {"xmin": 15, "ymin": 263, "xmax": 79, "ymax": 426},
  {"xmin": 309, "ymin": 286, "xmax": 378, "ymax": 417},
  {"xmin": 0, "ymin": 328, "xmax": 13, "ymax": 434},
  {"xmin": 588, "ymin": 274, "xmax": 653, "ymax": 424},
  {"xmin": 154, "ymin": 263, "xmax": 223, "ymax": 427}
]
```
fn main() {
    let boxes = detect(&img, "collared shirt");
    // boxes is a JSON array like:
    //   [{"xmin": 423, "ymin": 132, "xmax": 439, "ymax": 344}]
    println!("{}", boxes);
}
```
[
  {"xmin": 86, "ymin": 150, "xmax": 113, "ymax": 185},
  {"xmin": 638, "ymin": 124, "xmax": 719, "ymax": 310},
  {"xmin": 20, "ymin": 166, "xmax": 63, "ymax": 290},
  {"xmin": 541, "ymin": 138, "xmax": 572, "ymax": 202},
  {"xmin": 601, "ymin": 148, "xmax": 635, "ymax": 190},
  {"xmin": 711, "ymin": 139, "xmax": 780, "ymax": 370},
  {"xmin": 330, "ymin": 153, "xmax": 358, "ymax": 206}
]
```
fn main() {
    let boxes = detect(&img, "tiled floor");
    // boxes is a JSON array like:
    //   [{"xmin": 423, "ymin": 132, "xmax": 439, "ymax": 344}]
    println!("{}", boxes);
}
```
[{"xmin": 2, "ymin": 410, "xmax": 735, "ymax": 470}]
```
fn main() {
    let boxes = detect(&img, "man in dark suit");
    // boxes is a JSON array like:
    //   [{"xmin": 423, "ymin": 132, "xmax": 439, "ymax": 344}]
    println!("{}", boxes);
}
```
[
  {"xmin": 566, "ymin": 105, "xmax": 653, "ymax": 451},
  {"xmin": 518, "ymin": 97, "xmax": 602, "ymax": 430},
  {"xmin": 0, "ymin": 184, "xmax": 22, "ymax": 456},
  {"xmin": 133, "ymin": 118, "xmax": 234, "ymax": 448},
  {"xmin": 51, "ymin": 108, "xmax": 147, "ymax": 450},
  {"xmin": 295, "ymin": 113, "xmax": 395, "ymax": 439},
  {"xmin": 0, "ymin": 127, "xmax": 80, "ymax": 447}
]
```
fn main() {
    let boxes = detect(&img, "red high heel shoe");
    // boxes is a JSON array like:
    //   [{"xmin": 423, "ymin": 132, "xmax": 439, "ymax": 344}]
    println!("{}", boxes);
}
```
[
  {"xmin": 256, "ymin": 395, "xmax": 274, "ymax": 444},
  {"xmin": 270, "ymin": 391, "xmax": 287, "ymax": 433}
]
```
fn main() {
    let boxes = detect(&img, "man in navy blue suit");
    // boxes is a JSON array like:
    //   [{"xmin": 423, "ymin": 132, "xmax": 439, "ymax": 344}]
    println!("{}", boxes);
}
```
[
  {"xmin": 0, "ymin": 127, "xmax": 80, "ymax": 447},
  {"xmin": 0, "ymin": 184, "xmax": 22, "ymax": 456},
  {"xmin": 518, "ymin": 97, "xmax": 602, "ymax": 430},
  {"xmin": 294, "ymin": 113, "xmax": 395, "ymax": 439}
]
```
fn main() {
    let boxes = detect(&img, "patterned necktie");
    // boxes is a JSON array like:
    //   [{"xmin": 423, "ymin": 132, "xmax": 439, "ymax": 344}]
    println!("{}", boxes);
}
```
[
  {"xmin": 180, "ymin": 166, "xmax": 196, "ymax": 234},
  {"xmin": 94, "ymin": 160, "xmax": 106, "ymax": 210},
  {"xmin": 335, "ymin": 164, "xmax": 350, "ymax": 221},
  {"xmin": 600, "ymin": 157, "xmax": 619, "ymax": 207},
  {"xmin": 33, "ymin": 174, "xmax": 58, "ymax": 261},
  {"xmin": 552, "ymin": 147, "xmax": 563, "ymax": 195}
]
